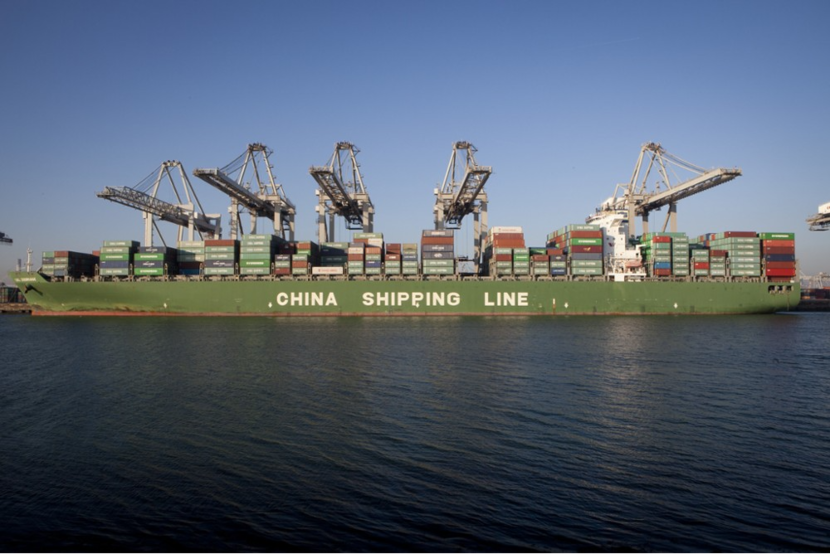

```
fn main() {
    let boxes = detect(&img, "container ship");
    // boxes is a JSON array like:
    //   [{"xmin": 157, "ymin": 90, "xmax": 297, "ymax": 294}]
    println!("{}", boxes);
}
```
[{"xmin": 9, "ymin": 142, "xmax": 800, "ymax": 316}]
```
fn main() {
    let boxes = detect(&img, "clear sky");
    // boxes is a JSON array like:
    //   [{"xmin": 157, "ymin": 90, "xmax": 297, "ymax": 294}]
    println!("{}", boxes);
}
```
[{"xmin": 2, "ymin": 0, "xmax": 829, "ymax": 281}]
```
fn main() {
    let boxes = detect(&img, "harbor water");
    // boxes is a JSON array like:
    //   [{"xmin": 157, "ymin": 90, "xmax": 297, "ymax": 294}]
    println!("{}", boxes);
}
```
[{"xmin": 1, "ymin": 314, "xmax": 829, "ymax": 552}]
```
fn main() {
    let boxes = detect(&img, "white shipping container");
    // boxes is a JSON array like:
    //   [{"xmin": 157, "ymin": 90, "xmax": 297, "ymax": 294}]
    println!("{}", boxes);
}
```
[
  {"xmin": 489, "ymin": 226, "xmax": 523, "ymax": 235},
  {"xmin": 820, "ymin": 202, "xmax": 830, "ymax": 214},
  {"xmin": 312, "ymin": 266, "xmax": 344, "ymax": 275}
]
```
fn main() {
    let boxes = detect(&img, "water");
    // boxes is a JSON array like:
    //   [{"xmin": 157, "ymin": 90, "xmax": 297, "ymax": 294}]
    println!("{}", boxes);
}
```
[{"xmin": 1, "ymin": 314, "xmax": 829, "ymax": 552}]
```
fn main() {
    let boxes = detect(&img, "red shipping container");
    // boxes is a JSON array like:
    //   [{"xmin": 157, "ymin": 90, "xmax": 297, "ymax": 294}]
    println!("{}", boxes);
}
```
[
  {"xmin": 694, "ymin": 262, "xmax": 710, "ymax": 269},
  {"xmin": 710, "ymin": 249, "xmax": 728, "ymax": 257},
  {"xmin": 762, "ymin": 240, "xmax": 795, "ymax": 248},
  {"xmin": 763, "ymin": 246, "xmax": 795, "ymax": 255},
  {"xmin": 547, "ymin": 248, "xmax": 565, "ymax": 256},
  {"xmin": 654, "ymin": 268, "xmax": 672, "ymax": 276},
  {"xmin": 205, "ymin": 239, "xmax": 237, "ymax": 247},
  {"xmin": 386, "ymin": 243, "xmax": 402, "ymax": 254},
  {"xmin": 766, "ymin": 261, "xmax": 796, "ymax": 269},
  {"xmin": 492, "ymin": 239, "xmax": 526, "ymax": 248},
  {"xmin": 54, "ymin": 250, "xmax": 70, "ymax": 257},
  {"xmin": 723, "ymin": 231, "xmax": 757, "ymax": 238},
  {"xmin": 569, "ymin": 230, "xmax": 603, "ymax": 238},
  {"xmin": 421, "ymin": 236, "xmax": 454, "ymax": 245},
  {"xmin": 291, "ymin": 260, "xmax": 308, "ymax": 268},
  {"xmin": 273, "ymin": 268, "xmax": 290, "ymax": 275},
  {"xmin": 490, "ymin": 232, "xmax": 524, "ymax": 240},
  {"xmin": 495, "ymin": 254, "xmax": 512, "ymax": 262},
  {"xmin": 366, "ymin": 247, "xmax": 382, "ymax": 255},
  {"xmin": 347, "ymin": 254, "xmax": 364, "ymax": 261},
  {"xmin": 532, "ymin": 255, "xmax": 550, "ymax": 262},
  {"xmin": 570, "ymin": 245, "xmax": 602, "ymax": 253},
  {"xmin": 651, "ymin": 236, "xmax": 672, "ymax": 243},
  {"xmin": 765, "ymin": 268, "xmax": 796, "ymax": 277}
]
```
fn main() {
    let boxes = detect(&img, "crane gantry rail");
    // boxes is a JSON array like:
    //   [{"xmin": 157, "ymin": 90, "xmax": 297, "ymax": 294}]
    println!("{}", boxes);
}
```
[
  {"xmin": 193, "ymin": 143, "xmax": 295, "ymax": 240},
  {"xmin": 97, "ymin": 161, "xmax": 221, "ymax": 246},
  {"xmin": 309, "ymin": 142, "xmax": 374, "ymax": 244},
  {"xmin": 433, "ymin": 141, "xmax": 492, "ymax": 267},
  {"xmin": 599, "ymin": 142, "xmax": 742, "ymax": 238}
]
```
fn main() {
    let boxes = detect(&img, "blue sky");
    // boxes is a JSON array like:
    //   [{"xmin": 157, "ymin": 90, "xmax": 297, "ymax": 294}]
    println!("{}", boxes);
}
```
[{"xmin": 2, "ymin": 0, "xmax": 829, "ymax": 279}]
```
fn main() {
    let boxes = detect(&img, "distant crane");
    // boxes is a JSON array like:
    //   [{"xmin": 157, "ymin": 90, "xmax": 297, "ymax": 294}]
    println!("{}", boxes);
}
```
[
  {"xmin": 309, "ymin": 142, "xmax": 374, "ymax": 244},
  {"xmin": 193, "ymin": 143, "xmax": 295, "ymax": 240},
  {"xmin": 97, "ymin": 161, "xmax": 221, "ymax": 247},
  {"xmin": 0, "ymin": 231, "xmax": 11, "ymax": 245},
  {"xmin": 597, "ymin": 142, "xmax": 742, "ymax": 239},
  {"xmin": 806, "ymin": 201, "xmax": 830, "ymax": 231},
  {"xmin": 433, "ymin": 141, "xmax": 492, "ymax": 268}
]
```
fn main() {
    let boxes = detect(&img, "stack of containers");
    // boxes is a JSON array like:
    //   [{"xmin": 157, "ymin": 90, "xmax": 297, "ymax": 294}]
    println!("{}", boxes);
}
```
[
  {"xmin": 671, "ymin": 234, "xmax": 690, "ymax": 277},
  {"xmin": 100, "ymin": 240, "xmax": 139, "ymax": 277},
  {"xmin": 402, "ymin": 243, "xmax": 419, "ymax": 275},
  {"xmin": 709, "ymin": 249, "xmax": 727, "ymax": 277},
  {"xmin": 354, "ymin": 233, "xmax": 384, "ymax": 276},
  {"xmin": 273, "ymin": 240, "xmax": 294, "ymax": 276},
  {"xmin": 487, "ymin": 226, "xmax": 524, "ymax": 276},
  {"xmin": 551, "ymin": 224, "xmax": 603, "ymax": 277},
  {"xmin": 761, "ymin": 232, "xmax": 796, "ymax": 280},
  {"xmin": 512, "ymin": 247, "xmax": 530, "ymax": 276},
  {"xmin": 641, "ymin": 233, "xmax": 672, "ymax": 277},
  {"xmin": 320, "ymin": 242, "xmax": 349, "ymax": 267},
  {"xmin": 177, "ymin": 240, "xmax": 205, "ymax": 276},
  {"xmin": 548, "ymin": 246, "xmax": 567, "ymax": 276},
  {"xmin": 530, "ymin": 247, "xmax": 550, "ymax": 276},
  {"xmin": 292, "ymin": 240, "xmax": 319, "ymax": 276},
  {"xmin": 315, "ymin": 242, "xmax": 348, "ymax": 276},
  {"xmin": 385, "ymin": 243, "xmax": 402, "ymax": 275},
  {"xmin": 41, "ymin": 250, "xmax": 98, "ymax": 278},
  {"xmin": 204, "ymin": 239, "xmax": 238, "ymax": 276},
  {"xmin": 347, "ymin": 241, "xmax": 365, "ymax": 275},
  {"xmin": 691, "ymin": 246, "xmax": 710, "ymax": 277},
  {"xmin": 134, "ymin": 246, "xmax": 177, "ymax": 277},
  {"xmin": 710, "ymin": 232, "xmax": 761, "ymax": 277},
  {"xmin": 239, "ymin": 234, "xmax": 275, "ymax": 276},
  {"xmin": 421, "ymin": 230, "xmax": 454, "ymax": 276}
]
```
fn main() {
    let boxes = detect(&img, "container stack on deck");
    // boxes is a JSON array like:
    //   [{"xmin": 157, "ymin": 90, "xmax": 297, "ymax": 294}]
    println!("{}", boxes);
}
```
[
  {"xmin": 421, "ymin": 230, "xmax": 454, "ymax": 276},
  {"xmin": 641, "ymin": 232, "xmax": 689, "ymax": 277},
  {"xmin": 177, "ymin": 240, "xmax": 204, "ymax": 276},
  {"xmin": 204, "ymin": 239, "xmax": 238, "ymax": 276},
  {"xmin": 291, "ymin": 240, "xmax": 318, "ymax": 276},
  {"xmin": 761, "ymin": 232, "xmax": 796, "ymax": 280},
  {"xmin": 402, "ymin": 243, "xmax": 419, "ymax": 275},
  {"xmin": 486, "ymin": 226, "xmax": 525, "ymax": 277},
  {"xmin": 547, "ymin": 224, "xmax": 604, "ymax": 277},
  {"xmin": 239, "ymin": 234, "xmax": 274, "ymax": 276},
  {"xmin": 134, "ymin": 246, "xmax": 177, "ymax": 277},
  {"xmin": 353, "ymin": 233, "xmax": 383, "ymax": 276},
  {"xmin": 385, "ymin": 243, "xmax": 401, "ymax": 276},
  {"xmin": 40, "ymin": 250, "xmax": 98, "ymax": 278},
  {"xmin": 100, "ymin": 240, "xmax": 139, "ymax": 277}
]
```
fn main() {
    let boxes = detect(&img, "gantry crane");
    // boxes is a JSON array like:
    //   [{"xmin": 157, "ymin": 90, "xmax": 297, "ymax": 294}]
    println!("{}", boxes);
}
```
[
  {"xmin": 806, "ymin": 201, "xmax": 830, "ymax": 231},
  {"xmin": 598, "ymin": 142, "xmax": 742, "ymax": 239},
  {"xmin": 309, "ymin": 142, "xmax": 374, "ymax": 244},
  {"xmin": 433, "ymin": 141, "xmax": 492, "ymax": 267},
  {"xmin": 193, "ymin": 143, "xmax": 295, "ymax": 240},
  {"xmin": 0, "ymin": 231, "xmax": 11, "ymax": 245},
  {"xmin": 97, "ymin": 161, "xmax": 221, "ymax": 246}
]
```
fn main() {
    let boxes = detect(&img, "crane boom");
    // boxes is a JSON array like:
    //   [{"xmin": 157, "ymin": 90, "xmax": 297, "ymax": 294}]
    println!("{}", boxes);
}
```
[
  {"xmin": 309, "ymin": 142, "xmax": 374, "ymax": 243},
  {"xmin": 97, "ymin": 161, "xmax": 220, "ymax": 246},
  {"xmin": 433, "ymin": 142, "xmax": 492, "ymax": 269},
  {"xmin": 193, "ymin": 143, "xmax": 295, "ymax": 240},
  {"xmin": 807, "ymin": 201, "xmax": 830, "ymax": 231},
  {"xmin": 595, "ymin": 142, "xmax": 741, "ymax": 238}
]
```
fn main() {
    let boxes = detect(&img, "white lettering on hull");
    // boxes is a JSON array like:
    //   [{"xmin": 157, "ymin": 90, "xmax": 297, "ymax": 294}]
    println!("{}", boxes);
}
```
[
  {"xmin": 276, "ymin": 292, "xmax": 338, "ymax": 307},
  {"xmin": 362, "ymin": 292, "xmax": 461, "ymax": 308},
  {"xmin": 484, "ymin": 292, "xmax": 529, "ymax": 307}
]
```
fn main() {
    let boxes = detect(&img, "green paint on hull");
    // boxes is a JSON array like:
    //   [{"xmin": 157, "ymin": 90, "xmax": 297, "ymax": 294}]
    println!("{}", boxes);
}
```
[{"xmin": 10, "ymin": 272, "xmax": 799, "ymax": 316}]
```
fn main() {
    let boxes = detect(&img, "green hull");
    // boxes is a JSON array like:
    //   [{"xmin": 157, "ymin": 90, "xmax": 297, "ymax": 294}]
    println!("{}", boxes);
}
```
[{"xmin": 10, "ymin": 272, "xmax": 799, "ymax": 316}]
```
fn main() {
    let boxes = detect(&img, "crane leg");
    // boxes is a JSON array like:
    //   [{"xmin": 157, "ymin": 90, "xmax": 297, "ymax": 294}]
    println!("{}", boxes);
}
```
[{"xmin": 642, "ymin": 211, "xmax": 650, "ymax": 236}]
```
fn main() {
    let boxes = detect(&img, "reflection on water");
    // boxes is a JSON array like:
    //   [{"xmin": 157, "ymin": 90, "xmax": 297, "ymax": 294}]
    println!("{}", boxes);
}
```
[{"xmin": 1, "ymin": 314, "xmax": 829, "ymax": 551}]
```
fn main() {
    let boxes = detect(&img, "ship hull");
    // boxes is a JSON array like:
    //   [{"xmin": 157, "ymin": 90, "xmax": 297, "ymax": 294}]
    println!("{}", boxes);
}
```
[{"xmin": 10, "ymin": 272, "xmax": 799, "ymax": 316}]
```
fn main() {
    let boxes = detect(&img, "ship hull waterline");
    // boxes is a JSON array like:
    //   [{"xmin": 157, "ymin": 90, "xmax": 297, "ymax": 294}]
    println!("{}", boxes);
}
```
[{"xmin": 10, "ymin": 272, "xmax": 799, "ymax": 316}]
